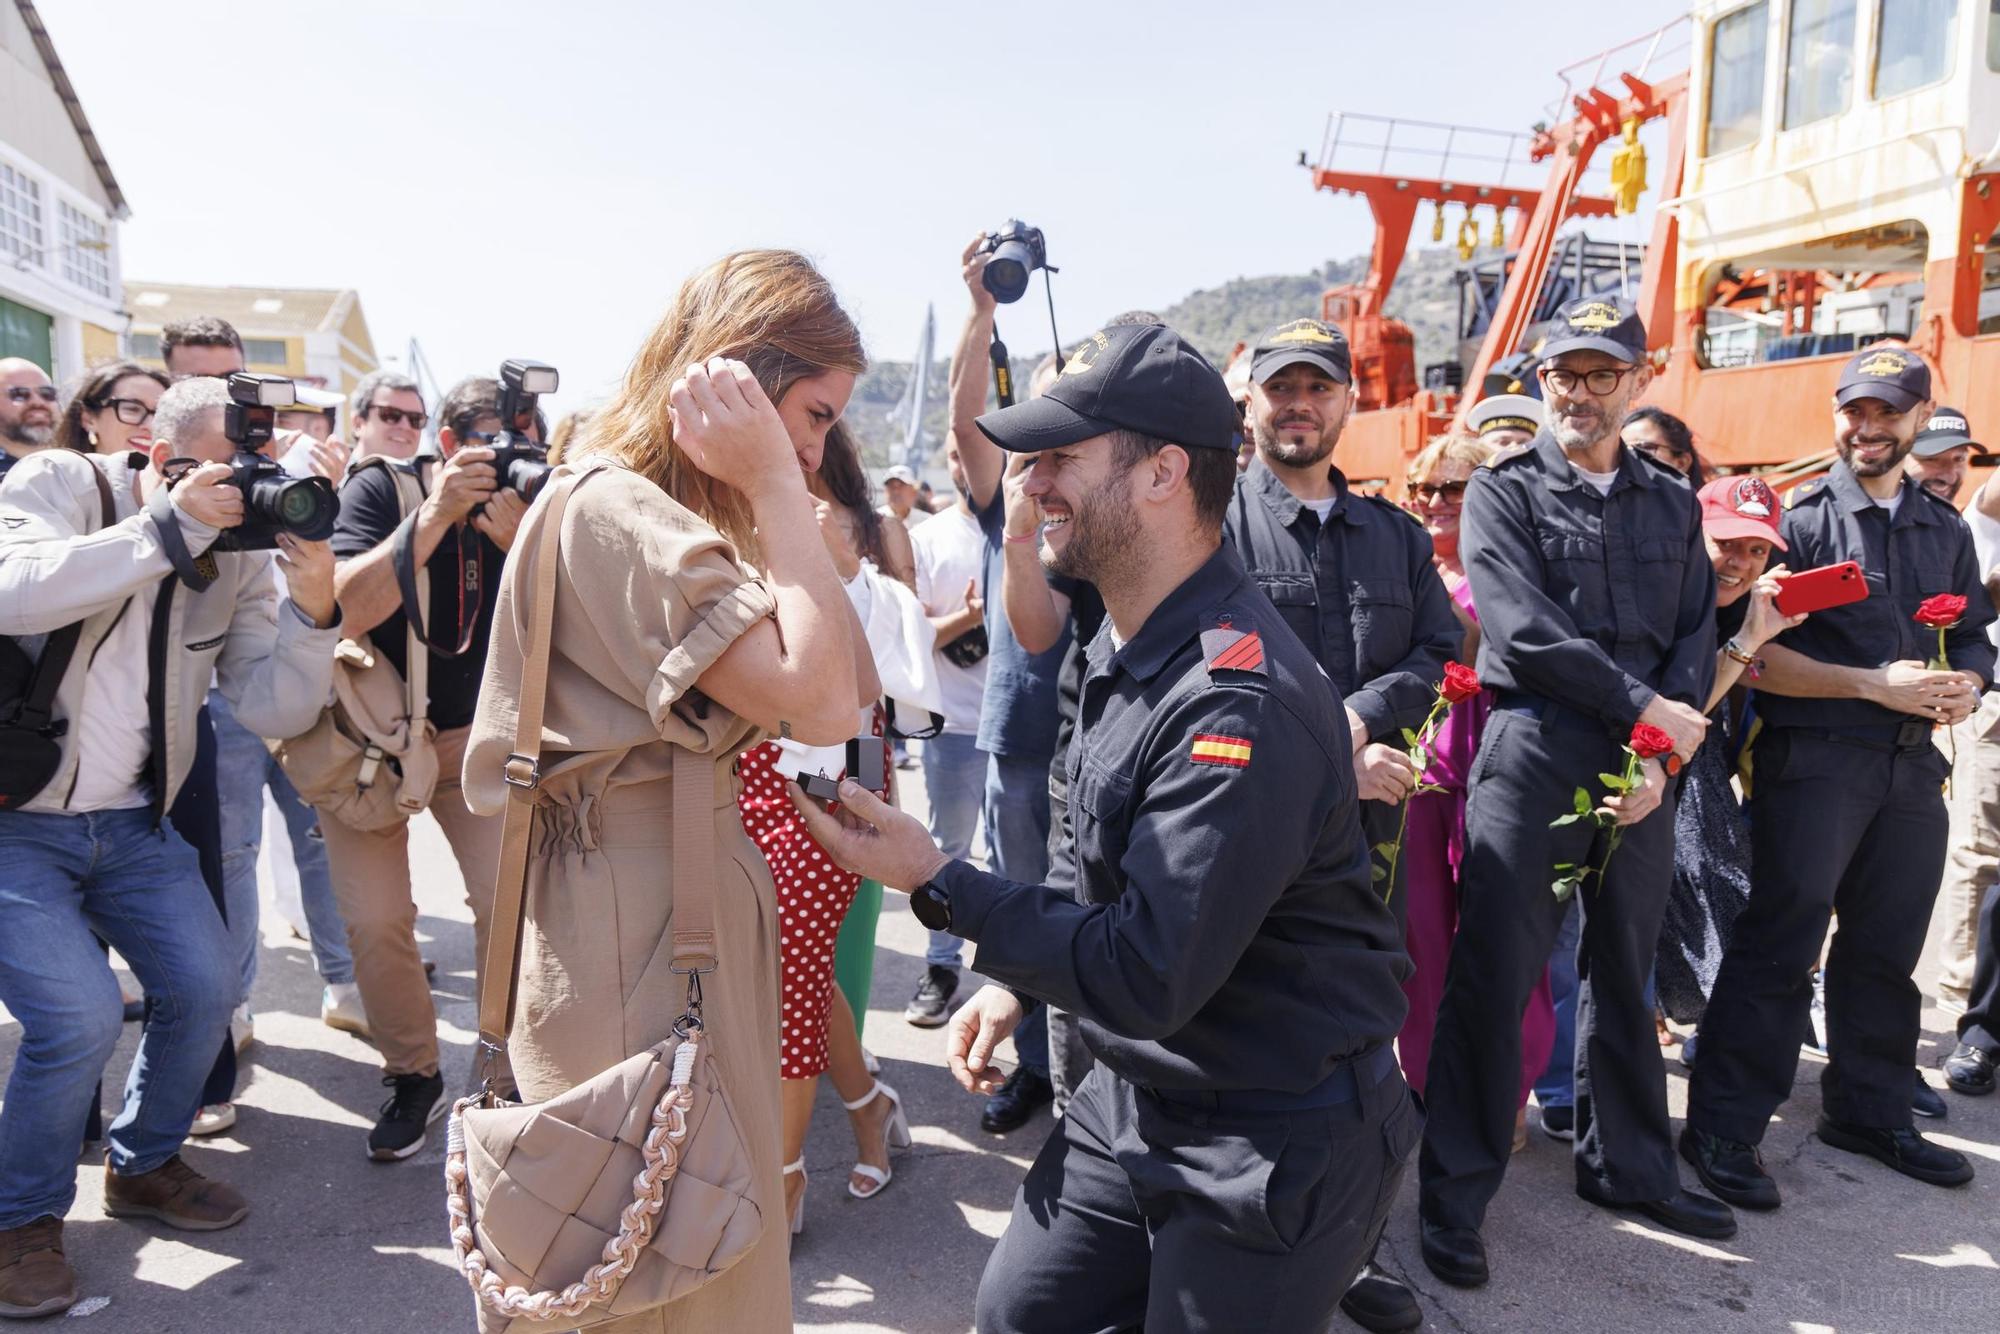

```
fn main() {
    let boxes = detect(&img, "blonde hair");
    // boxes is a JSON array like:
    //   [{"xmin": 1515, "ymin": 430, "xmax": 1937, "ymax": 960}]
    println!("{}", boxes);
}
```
[
  {"xmin": 1407, "ymin": 432, "xmax": 1497, "ymax": 487},
  {"xmin": 579, "ymin": 250, "xmax": 866, "ymax": 555}
]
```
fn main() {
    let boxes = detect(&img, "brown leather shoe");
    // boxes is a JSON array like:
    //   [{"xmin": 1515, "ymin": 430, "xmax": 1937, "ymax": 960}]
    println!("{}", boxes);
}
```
[
  {"xmin": 103, "ymin": 1156, "xmax": 248, "ymax": 1232},
  {"xmin": 0, "ymin": 1217, "xmax": 77, "ymax": 1319}
]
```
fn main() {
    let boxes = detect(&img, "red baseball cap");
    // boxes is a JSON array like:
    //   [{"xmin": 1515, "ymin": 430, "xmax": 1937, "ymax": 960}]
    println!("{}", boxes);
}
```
[{"xmin": 1698, "ymin": 475, "xmax": 1787, "ymax": 550}]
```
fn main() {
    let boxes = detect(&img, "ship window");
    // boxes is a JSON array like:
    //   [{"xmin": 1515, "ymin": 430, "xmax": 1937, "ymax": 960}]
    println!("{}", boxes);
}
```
[
  {"xmin": 1876, "ymin": 0, "xmax": 1957, "ymax": 96},
  {"xmin": 1987, "ymin": 0, "xmax": 2000, "ymax": 68},
  {"xmin": 1785, "ymin": 0, "xmax": 1858, "ymax": 127},
  {"xmin": 1707, "ymin": 2, "xmax": 1770, "ymax": 154}
]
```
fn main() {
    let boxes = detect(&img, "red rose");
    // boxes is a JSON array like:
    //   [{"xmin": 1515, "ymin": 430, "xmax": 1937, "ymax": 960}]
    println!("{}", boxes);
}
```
[
  {"xmin": 1629, "ymin": 723, "xmax": 1675, "ymax": 759},
  {"xmin": 1914, "ymin": 594, "xmax": 1968, "ymax": 629},
  {"xmin": 1440, "ymin": 662, "xmax": 1482, "ymax": 704}
]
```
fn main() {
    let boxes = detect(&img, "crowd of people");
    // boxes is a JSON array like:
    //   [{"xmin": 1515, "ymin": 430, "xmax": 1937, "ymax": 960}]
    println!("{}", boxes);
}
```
[{"xmin": 0, "ymin": 232, "xmax": 1993, "ymax": 1333}]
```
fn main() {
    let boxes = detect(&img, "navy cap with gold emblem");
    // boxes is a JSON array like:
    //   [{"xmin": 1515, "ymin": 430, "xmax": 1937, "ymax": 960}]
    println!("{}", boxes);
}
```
[
  {"xmin": 1249, "ymin": 318, "xmax": 1352, "ymax": 386},
  {"xmin": 1539, "ymin": 297, "xmax": 1647, "ymax": 365},
  {"xmin": 974, "ymin": 322, "xmax": 1239, "ymax": 454},
  {"xmin": 1835, "ymin": 346, "xmax": 1932, "ymax": 414}
]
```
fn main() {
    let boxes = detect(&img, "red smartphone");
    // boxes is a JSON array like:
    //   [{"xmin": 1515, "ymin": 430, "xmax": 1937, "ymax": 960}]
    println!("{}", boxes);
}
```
[{"xmin": 1773, "ymin": 561, "xmax": 1867, "ymax": 617}]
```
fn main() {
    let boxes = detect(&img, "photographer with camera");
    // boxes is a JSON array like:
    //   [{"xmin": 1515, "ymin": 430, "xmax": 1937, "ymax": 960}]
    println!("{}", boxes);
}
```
[
  {"xmin": 321, "ymin": 372, "xmax": 531, "ymax": 1161},
  {"xmin": 0, "ymin": 375, "xmax": 337, "ymax": 1318}
]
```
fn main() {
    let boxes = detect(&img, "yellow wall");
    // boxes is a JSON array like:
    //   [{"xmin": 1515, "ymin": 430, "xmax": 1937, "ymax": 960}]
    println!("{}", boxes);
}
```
[{"xmin": 81, "ymin": 323, "xmax": 120, "ymax": 366}]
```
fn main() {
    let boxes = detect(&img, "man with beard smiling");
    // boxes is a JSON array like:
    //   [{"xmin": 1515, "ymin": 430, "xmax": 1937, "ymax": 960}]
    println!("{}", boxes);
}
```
[
  {"xmin": 1418, "ymin": 299, "xmax": 1727, "ymax": 1290},
  {"xmin": 0, "ymin": 360, "xmax": 59, "ymax": 482},
  {"xmin": 791, "ymin": 321, "xmax": 1414, "ymax": 1334},
  {"xmin": 1684, "ymin": 347, "xmax": 1992, "ymax": 1204},
  {"xmin": 1223, "ymin": 318, "xmax": 1459, "ymax": 1331}
]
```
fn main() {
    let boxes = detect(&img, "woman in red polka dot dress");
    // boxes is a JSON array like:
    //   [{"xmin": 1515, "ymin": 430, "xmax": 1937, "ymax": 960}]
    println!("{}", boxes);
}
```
[{"xmin": 739, "ymin": 429, "xmax": 914, "ymax": 1237}]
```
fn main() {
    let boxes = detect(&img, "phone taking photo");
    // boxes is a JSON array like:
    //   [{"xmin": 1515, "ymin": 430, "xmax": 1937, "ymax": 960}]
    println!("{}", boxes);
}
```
[
  {"xmin": 773, "ymin": 736, "xmax": 886, "ymax": 805},
  {"xmin": 1773, "ymin": 561, "xmax": 1867, "ymax": 617}
]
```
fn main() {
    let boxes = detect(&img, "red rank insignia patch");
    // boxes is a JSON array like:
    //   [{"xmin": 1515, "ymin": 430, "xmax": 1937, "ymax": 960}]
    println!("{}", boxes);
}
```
[
  {"xmin": 1201, "ymin": 614, "xmax": 1266, "ymax": 674},
  {"xmin": 1190, "ymin": 732, "xmax": 1254, "ymax": 768}
]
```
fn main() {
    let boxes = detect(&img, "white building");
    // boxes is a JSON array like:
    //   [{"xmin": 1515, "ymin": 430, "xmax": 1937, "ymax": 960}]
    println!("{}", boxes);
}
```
[{"xmin": 0, "ymin": 0, "xmax": 128, "ymax": 378}]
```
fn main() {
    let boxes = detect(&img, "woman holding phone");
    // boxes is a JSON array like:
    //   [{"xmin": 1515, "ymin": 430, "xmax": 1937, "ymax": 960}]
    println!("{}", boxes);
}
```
[{"xmin": 466, "ymin": 249, "xmax": 876, "ymax": 1333}]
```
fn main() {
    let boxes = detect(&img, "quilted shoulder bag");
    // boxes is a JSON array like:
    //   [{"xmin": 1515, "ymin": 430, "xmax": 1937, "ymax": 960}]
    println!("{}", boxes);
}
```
[{"xmin": 444, "ymin": 465, "xmax": 763, "ymax": 1332}]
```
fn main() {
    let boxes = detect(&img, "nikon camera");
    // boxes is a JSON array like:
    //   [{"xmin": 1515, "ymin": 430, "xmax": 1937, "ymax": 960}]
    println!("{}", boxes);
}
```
[
  {"xmin": 210, "ymin": 373, "xmax": 340, "ymax": 552},
  {"xmin": 485, "ymin": 359, "xmax": 557, "ymax": 504},
  {"xmin": 978, "ymin": 220, "xmax": 1049, "ymax": 304}
]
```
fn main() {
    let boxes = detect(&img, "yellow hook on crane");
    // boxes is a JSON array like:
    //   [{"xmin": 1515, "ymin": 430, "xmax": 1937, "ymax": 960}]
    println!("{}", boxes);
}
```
[
  {"xmin": 1609, "ymin": 117, "xmax": 1647, "ymax": 216},
  {"xmin": 1491, "ymin": 207, "xmax": 1507, "ymax": 250},
  {"xmin": 1456, "ymin": 211, "xmax": 1480, "ymax": 261},
  {"xmin": 1431, "ymin": 201, "xmax": 1445, "ymax": 244}
]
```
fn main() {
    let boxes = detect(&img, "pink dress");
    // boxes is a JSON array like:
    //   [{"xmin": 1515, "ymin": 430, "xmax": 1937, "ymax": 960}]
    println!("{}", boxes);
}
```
[{"xmin": 1397, "ymin": 577, "xmax": 1556, "ymax": 1104}]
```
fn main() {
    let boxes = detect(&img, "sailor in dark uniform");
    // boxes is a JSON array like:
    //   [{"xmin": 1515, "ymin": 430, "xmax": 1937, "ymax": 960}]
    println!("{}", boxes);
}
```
[
  {"xmin": 793, "ymin": 322, "xmax": 1414, "ymax": 1334},
  {"xmin": 1417, "ymin": 298, "xmax": 1729, "ymax": 1291},
  {"xmin": 1685, "ymin": 347, "xmax": 1992, "ymax": 1203}
]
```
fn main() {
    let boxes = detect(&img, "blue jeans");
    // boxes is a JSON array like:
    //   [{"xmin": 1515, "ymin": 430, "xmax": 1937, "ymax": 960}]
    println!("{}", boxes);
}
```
[
  {"xmin": 922, "ymin": 732, "xmax": 987, "ymax": 970},
  {"xmin": 0, "ymin": 808, "xmax": 236, "ymax": 1226},
  {"xmin": 211, "ymin": 690, "xmax": 352, "ymax": 990},
  {"xmin": 1534, "ymin": 899, "xmax": 1581, "ymax": 1109},
  {"xmin": 986, "ymin": 753, "xmax": 1053, "ymax": 1076}
]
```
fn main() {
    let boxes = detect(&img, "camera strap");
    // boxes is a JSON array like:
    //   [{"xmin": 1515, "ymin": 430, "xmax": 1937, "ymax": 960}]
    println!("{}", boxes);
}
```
[
  {"xmin": 145, "ymin": 486, "xmax": 217, "ymax": 593},
  {"xmin": 4, "ymin": 468, "xmax": 118, "ymax": 736},
  {"xmin": 391, "ymin": 512, "xmax": 481, "ymax": 659}
]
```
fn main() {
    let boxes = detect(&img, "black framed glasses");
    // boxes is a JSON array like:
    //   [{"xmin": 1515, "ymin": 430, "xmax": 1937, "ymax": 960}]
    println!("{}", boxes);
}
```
[
  {"xmin": 1539, "ymin": 366, "xmax": 1637, "ymax": 397},
  {"xmin": 4, "ymin": 385, "xmax": 58, "ymax": 405},
  {"xmin": 102, "ymin": 397, "xmax": 156, "ymax": 426},
  {"xmin": 368, "ymin": 404, "xmax": 429, "ymax": 430},
  {"xmin": 1412, "ymin": 479, "xmax": 1469, "ymax": 504}
]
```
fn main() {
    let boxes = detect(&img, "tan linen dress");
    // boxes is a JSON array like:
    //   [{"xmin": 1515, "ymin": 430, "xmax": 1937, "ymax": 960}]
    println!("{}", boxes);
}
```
[{"xmin": 465, "ymin": 461, "xmax": 791, "ymax": 1334}]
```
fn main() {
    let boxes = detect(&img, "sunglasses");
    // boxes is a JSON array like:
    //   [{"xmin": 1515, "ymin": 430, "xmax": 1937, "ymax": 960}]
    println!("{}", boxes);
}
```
[
  {"xmin": 4, "ymin": 385, "xmax": 59, "ymax": 405},
  {"xmin": 102, "ymin": 397, "xmax": 156, "ymax": 426},
  {"xmin": 368, "ymin": 404, "xmax": 429, "ymax": 430},
  {"xmin": 1412, "ymin": 480, "xmax": 1469, "ymax": 504}
]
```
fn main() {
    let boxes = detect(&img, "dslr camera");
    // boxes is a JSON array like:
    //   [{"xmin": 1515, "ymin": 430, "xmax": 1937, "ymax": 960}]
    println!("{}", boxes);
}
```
[
  {"xmin": 212, "ymin": 372, "xmax": 340, "ymax": 552},
  {"xmin": 978, "ymin": 220, "xmax": 1050, "ymax": 304},
  {"xmin": 483, "ymin": 359, "xmax": 558, "ymax": 505}
]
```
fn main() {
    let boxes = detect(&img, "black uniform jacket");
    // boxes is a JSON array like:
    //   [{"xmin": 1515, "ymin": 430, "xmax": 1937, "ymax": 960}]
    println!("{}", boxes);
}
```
[
  {"xmin": 1460, "ymin": 432, "xmax": 1715, "ymax": 736},
  {"xmin": 1224, "ymin": 459, "xmax": 1461, "ymax": 744},
  {"xmin": 934, "ymin": 545, "xmax": 1409, "ymax": 1093},
  {"xmin": 1759, "ymin": 459, "xmax": 1996, "ymax": 728}
]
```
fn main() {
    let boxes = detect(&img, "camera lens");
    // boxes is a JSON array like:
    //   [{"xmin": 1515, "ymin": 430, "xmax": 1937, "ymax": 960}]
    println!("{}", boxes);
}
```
[
  {"xmin": 251, "ymin": 476, "xmax": 339, "ymax": 542},
  {"xmin": 982, "ymin": 245, "xmax": 1032, "ymax": 304},
  {"xmin": 509, "ymin": 458, "xmax": 553, "ymax": 502}
]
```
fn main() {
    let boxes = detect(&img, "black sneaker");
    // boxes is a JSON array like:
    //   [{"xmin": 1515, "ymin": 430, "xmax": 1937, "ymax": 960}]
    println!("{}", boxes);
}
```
[
  {"xmin": 905, "ymin": 966, "xmax": 958, "ymax": 1028},
  {"xmin": 1815, "ymin": 1116, "xmax": 1974, "ymax": 1187},
  {"xmin": 1911, "ymin": 1070, "xmax": 1947, "ymax": 1120},
  {"xmin": 1540, "ymin": 1104, "xmax": 1575, "ymax": 1140},
  {"xmin": 368, "ymin": 1072, "xmax": 447, "ymax": 1162},
  {"xmin": 980, "ymin": 1066, "xmax": 1054, "ymax": 1134},
  {"xmin": 1945, "ymin": 1041, "xmax": 1996, "ymax": 1096}
]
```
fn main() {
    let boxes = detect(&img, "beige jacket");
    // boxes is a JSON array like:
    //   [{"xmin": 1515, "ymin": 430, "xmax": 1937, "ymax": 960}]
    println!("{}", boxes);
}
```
[{"xmin": 0, "ymin": 449, "xmax": 339, "ymax": 813}]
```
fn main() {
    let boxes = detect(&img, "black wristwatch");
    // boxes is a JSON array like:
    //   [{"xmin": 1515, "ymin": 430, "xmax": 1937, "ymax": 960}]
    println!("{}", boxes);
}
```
[{"xmin": 909, "ymin": 878, "xmax": 953, "ymax": 931}]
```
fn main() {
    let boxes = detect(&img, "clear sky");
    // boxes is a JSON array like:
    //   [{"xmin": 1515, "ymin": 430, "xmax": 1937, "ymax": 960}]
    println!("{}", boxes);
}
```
[{"xmin": 48, "ymin": 0, "xmax": 1688, "ymax": 416}]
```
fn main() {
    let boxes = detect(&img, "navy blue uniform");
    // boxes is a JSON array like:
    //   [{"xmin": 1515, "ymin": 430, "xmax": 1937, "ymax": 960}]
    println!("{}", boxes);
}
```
[
  {"xmin": 1691, "ymin": 461, "xmax": 1996, "ymax": 1142},
  {"xmin": 931, "ymin": 546, "xmax": 1415, "ymax": 1333},
  {"xmin": 1224, "ymin": 459, "xmax": 1461, "ymax": 919},
  {"xmin": 1420, "ymin": 432, "xmax": 1715, "ymax": 1231}
]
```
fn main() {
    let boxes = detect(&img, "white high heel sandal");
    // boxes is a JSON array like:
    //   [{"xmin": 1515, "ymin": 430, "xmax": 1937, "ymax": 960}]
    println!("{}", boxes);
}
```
[
  {"xmin": 843, "ymin": 1080, "xmax": 912, "ymax": 1199},
  {"xmin": 783, "ymin": 1157, "xmax": 807, "ymax": 1235}
]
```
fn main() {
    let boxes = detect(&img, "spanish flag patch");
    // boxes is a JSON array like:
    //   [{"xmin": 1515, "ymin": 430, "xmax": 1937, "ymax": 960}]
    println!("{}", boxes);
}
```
[{"xmin": 1190, "ymin": 732, "xmax": 1254, "ymax": 768}]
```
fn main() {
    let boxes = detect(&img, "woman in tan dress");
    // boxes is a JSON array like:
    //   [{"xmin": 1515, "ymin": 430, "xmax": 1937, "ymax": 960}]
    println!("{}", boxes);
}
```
[{"xmin": 465, "ymin": 249, "xmax": 878, "ymax": 1333}]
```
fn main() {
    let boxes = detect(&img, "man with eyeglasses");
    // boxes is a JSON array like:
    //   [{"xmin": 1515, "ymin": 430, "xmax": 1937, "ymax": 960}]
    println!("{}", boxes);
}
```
[
  {"xmin": 1417, "ymin": 299, "xmax": 1729, "ymax": 1292},
  {"xmin": 323, "ymin": 375, "xmax": 526, "ymax": 1161},
  {"xmin": 0, "ymin": 360, "xmax": 59, "ymax": 481},
  {"xmin": 1221, "ymin": 317, "xmax": 1456, "ymax": 1334}
]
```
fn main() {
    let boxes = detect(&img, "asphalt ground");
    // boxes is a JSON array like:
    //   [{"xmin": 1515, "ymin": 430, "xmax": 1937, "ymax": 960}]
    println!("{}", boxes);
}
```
[{"xmin": 2, "ymin": 759, "xmax": 1995, "ymax": 1333}]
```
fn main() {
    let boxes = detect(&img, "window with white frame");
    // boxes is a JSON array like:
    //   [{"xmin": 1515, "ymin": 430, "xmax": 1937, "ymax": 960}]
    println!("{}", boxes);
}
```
[
  {"xmin": 0, "ymin": 161, "xmax": 44, "ymax": 267},
  {"xmin": 58, "ymin": 201, "xmax": 111, "ymax": 298}
]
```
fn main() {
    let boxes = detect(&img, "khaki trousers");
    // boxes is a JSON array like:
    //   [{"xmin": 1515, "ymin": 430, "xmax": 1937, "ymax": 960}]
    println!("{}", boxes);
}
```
[
  {"xmin": 1940, "ymin": 696, "xmax": 2000, "ymax": 1008},
  {"xmin": 318, "ymin": 724, "xmax": 502, "ymax": 1077}
]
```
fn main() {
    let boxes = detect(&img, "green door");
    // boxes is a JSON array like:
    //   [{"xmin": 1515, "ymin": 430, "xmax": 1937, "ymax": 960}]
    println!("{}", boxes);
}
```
[{"xmin": 0, "ymin": 297, "xmax": 54, "ymax": 371}]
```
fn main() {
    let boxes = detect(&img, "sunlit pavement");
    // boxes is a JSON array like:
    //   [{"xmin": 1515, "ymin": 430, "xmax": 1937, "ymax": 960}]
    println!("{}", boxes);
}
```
[{"xmin": 2, "ymin": 763, "xmax": 1993, "ymax": 1332}]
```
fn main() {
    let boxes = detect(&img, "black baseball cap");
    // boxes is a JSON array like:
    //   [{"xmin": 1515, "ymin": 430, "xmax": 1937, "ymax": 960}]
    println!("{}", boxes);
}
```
[
  {"xmin": 1834, "ymin": 345, "xmax": 1931, "ymax": 414},
  {"xmin": 1539, "ymin": 297, "xmax": 1647, "ymax": 365},
  {"xmin": 974, "ymin": 323, "xmax": 1239, "ymax": 454},
  {"xmin": 1912, "ymin": 405, "xmax": 1979, "ymax": 457},
  {"xmin": 1250, "ymin": 318, "xmax": 1352, "ymax": 386}
]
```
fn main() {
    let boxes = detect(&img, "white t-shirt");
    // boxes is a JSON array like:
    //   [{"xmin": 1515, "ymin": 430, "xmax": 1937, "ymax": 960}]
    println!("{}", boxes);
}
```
[
  {"xmin": 1874, "ymin": 491, "xmax": 1904, "ymax": 520},
  {"xmin": 1303, "ymin": 496, "xmax": 1337, "ymax": 522},
  {"xmin": 1572, "ymin": 464, "xmax": 1619, "ymax": 495},
  {"xmin": 1967, "ymin": 482, "xmax": 2000, "ymax": 649},
  {"xmin": 69, "ymin": 583, "xmax": 158, "ymax": 812},
  {"xmin": 910, "ymin": 505, "xmax": 988, "ymax": 736}
]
